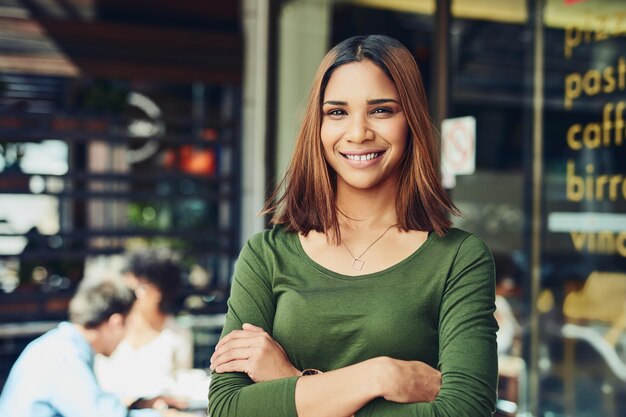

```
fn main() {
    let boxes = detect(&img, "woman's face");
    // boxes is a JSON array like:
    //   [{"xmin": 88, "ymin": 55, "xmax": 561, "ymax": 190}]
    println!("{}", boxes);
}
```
[
  {"xmin": 125, "ymin": 273, "xmax": 162, "ymax": 313},
  {"xmin": 320, "ymin": 60, "xmax": 409, "ymax": 193}
]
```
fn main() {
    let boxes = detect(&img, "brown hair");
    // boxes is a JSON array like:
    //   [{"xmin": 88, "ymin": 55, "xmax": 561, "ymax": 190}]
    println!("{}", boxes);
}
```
[{"xmin": 264, "ymin": 35, "xmax": 459, "ymax": 243}]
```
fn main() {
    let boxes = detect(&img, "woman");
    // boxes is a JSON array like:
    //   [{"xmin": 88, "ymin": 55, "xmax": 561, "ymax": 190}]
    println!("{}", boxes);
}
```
[
  {"xmin": 95, "ymin": 249, "xmax": 193, "ymax": 403},
  {"xmin": 208, "ymin": 35, "xmax": 498, "ymax": 417}
]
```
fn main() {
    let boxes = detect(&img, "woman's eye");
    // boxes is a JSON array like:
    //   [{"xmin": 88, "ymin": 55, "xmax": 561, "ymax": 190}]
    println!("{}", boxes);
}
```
[
  {"xmin": 328, "ymin": 109, "xmax": 346, "ymax": 117},
  {"xmin": 372, "ymin": 107, "xmax": 392, "ymax": 115}
]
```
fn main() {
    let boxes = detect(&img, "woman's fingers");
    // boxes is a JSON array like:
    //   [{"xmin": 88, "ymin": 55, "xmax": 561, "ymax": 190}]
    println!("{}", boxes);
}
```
[
  {"xmin": 214, "ymin": 359, "xmax": 249, "ymax": 374},
  {"xmin": 242, "ymin": 323, "xmax": 265, "ymax": 332},
  {"xmin": 211, "ymin": 336, "xmax": 258, "ymax": 366},
  {"xmin": 211, "ymin": 347, "xmax": 253, "ymax": 370},
  {"xmin": 214, "ymin": 327, "xmax": 265, "ymax": 350},
  {"xmin": 210, "ymin": 325, "xmax": 299, "ymax": 381},
  {"xmin": 211, "ymin": 331, "xmax": 274, "ymax": 367}
]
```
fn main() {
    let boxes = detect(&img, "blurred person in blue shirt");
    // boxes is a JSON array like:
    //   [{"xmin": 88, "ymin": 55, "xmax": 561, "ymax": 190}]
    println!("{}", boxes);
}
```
[{"xmin": 0, "ymin": 275, "xmax": 194, "ymax": 417}]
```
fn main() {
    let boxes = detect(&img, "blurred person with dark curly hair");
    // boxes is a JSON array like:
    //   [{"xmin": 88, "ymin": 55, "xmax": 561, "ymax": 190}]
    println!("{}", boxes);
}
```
[{"xmin": 95, "ymin": 249, "xmax": 194, "ymax": 405}]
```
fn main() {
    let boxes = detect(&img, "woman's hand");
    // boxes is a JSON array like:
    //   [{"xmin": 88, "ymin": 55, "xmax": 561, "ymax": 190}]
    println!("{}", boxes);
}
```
[
  {"xmin": 373, "ymin": 357, "xmax": 441, "ymax": 403},
  {"xmin": 210, "ymin": 323, "xmax": 300, "ymax": 382}
]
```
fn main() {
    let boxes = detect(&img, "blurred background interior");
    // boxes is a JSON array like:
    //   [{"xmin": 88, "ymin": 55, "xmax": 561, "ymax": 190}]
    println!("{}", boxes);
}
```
[{"xmin": 0, "ymin": 1, "xmax": 624, "ymax": 416}]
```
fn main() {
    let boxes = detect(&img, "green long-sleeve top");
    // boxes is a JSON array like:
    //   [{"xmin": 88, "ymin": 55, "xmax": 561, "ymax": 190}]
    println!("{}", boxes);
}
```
[{"xmin": 208, "ymin": 226, "xmax": 498, "ymax": 417}]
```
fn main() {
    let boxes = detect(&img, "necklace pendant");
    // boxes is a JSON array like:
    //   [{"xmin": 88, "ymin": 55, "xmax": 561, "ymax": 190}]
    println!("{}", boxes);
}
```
[{"xmin": 352, "ymin": 258, "xmax": 365, "ymax": 271}]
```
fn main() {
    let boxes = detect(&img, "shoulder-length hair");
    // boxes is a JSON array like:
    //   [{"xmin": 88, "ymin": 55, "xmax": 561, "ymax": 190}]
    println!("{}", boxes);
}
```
[{"xmin": 264, "ymin": 34, "xmax": 459, "ymax": 243}]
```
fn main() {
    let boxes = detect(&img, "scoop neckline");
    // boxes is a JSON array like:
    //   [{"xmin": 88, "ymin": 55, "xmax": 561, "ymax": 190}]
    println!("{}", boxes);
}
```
[{"xmin": 291, "ymin": 229, "xmax": 435, "ymax": 281}]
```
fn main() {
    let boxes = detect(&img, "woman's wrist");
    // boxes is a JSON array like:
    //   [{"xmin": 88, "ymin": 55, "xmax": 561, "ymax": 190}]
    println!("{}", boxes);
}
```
[
  {"xmin": 366, "ymin": 356, "xmax": 393, "ymax": 398},
  {"xmin": 289, "ymin": 366, "xmax": 302, "ymax": 377},
  {"xmin": 361, "ymin": 356, "xmax": 389, "ymax": 399}
]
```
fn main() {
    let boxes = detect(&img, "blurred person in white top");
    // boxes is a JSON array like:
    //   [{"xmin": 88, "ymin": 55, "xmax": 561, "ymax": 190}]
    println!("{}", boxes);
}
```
[{"xmin": 95, "ymin": 249, "xmax": 193, "ymax": 404}]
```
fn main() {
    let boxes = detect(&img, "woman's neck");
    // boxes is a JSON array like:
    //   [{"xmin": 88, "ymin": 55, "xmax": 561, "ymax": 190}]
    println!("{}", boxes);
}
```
[
  {"xmin": 335, "ymin": 183, "xmax": 398, "ymax": 230},
  {"xmin": 124, "ymin": 309, "xmax": 167, "ymax": 348},
  {"xmin": 129, "ymin": 307, "xmax": 167, "ymax": 332}
]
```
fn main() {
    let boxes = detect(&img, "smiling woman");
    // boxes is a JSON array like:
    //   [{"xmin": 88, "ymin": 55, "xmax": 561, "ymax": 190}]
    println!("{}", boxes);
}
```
[
  {"xmin": 208, "ymin": 34, "xmax": 498, "ymax": 417},
  {"xmin": 320, "ymin": 60, "xmax": 408, "ymax": 195}
]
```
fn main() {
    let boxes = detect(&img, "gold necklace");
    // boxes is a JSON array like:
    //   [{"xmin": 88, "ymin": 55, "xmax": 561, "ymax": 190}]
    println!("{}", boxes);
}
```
[{"xmin": 342, "ymin": 224, "xmax": 397, "ymax": 271}]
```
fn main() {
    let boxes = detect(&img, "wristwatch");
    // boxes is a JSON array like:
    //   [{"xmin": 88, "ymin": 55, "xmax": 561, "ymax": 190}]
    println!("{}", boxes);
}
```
[{"xmin": 300, "ymin": 368, "xmax": 323, "ymax": 376}]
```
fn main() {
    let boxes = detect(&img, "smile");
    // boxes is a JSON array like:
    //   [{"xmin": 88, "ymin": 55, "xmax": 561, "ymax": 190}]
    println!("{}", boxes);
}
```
[{"xmin": 341, "ymin": 152, "xmax": 382, "ymax": 161}]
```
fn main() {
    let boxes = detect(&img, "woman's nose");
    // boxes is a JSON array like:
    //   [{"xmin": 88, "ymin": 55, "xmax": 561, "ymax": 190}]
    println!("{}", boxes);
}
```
[{"xmin": 346, "ymin": 116, "xmax": 373, "ymax": 143}]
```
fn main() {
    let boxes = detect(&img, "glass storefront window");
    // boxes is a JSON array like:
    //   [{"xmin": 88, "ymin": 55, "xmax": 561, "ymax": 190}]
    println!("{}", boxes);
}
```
[
  {"xmin": 449, "ymin": 0, "xmax": 626, "ymax": 415},
  {"xmin": 539, "ymin": 1, "xmax": 626, "ymax": 416}
]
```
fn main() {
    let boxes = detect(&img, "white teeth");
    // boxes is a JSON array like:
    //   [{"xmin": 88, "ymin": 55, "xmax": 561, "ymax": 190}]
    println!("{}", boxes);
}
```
[{"xmin": 346, "ymin": 152, "xmax": 379, "ymax": 161}]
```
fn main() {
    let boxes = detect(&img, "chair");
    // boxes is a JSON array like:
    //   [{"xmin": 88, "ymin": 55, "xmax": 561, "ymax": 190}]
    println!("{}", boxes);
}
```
[{"xmin": 561, "ymin": 271, "xmax": 626, "ymax": 417}]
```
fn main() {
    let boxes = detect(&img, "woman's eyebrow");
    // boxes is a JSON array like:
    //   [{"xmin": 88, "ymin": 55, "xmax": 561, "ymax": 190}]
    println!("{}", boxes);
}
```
[
  {"xmin": 323, "ymin": 98, "xmax": 398, "ymax": 105},
  {"xmin": 323, "ymin": 100, "xmax": 347, "ymax": 105},
  {"xmin": 367, "ymin": 98, "xmax": 398, "ymax": 105}
]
